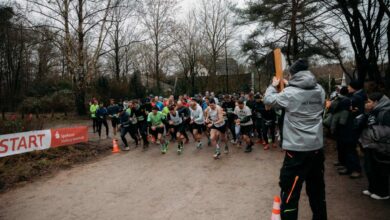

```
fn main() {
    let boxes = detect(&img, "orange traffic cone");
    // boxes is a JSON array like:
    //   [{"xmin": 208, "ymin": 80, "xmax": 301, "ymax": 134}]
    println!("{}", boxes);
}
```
[
  {"xmin": 271, "ymin": 196, "xmax": 281, "ymax": 220},
  {"xmin": 112, "ymin": 139, "xmax": 120, "ymax": 153}
]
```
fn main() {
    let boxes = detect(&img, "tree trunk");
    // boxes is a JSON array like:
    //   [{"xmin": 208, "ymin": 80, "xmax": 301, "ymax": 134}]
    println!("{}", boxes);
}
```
[
  {"xmin": 155, "ymin": 35, "xmax": 161, "ymax": 93},
  {"xmin": 386, "ymin": 21, "xmax": 390, "ymax": 93},
  {"xmin": 74, "ymin": 0, "xmax": 86, "ymax": 115}
]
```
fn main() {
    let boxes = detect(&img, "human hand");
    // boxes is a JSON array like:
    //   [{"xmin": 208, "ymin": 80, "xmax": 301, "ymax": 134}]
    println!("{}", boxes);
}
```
[{"xmin": 272, "ymin": 77, "xmax": 280, "ymax": 87}]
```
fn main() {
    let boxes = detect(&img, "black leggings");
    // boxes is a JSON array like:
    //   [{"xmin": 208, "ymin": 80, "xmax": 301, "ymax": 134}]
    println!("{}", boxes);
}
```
[{"xmin": 92, "ymin": 117, "xmax": 98, "ymax": 132}]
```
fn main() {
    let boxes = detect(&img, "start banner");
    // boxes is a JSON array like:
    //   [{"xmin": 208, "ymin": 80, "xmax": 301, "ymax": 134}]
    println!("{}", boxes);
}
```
[{"xmin": 0, "ymin": 126, "xmax": 88, "ymax": 158}]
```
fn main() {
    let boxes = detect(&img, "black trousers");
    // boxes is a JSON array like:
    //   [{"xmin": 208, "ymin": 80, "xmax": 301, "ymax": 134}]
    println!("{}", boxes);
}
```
[
  {"xmin": 280, "ymin": 149, "xmax": 327, "ymax": 220},
  {"xmin": 137, "ymin": 121, "xmax": 149, "ymax": 145},
  {"xmin": 227, "ymin": 120, "xmax": 236, "ymax": 140},
  {"xmin": 121, "ymin": 125, "xmax": 138, "ymax": 147},
  {"xmin": 364, "ymin": 149, "xmax": 390, "ymax": 197},
  {"xmin": 335, "ymin": 140, "xmax": 347, "ymax": 166},
  {"xmin": 343, "ymin": 142, "xmax": 362, "ymax": 173},
  {"xmin": 255, "ymin": 118, "xmax": 263, "ymax": 139},
  {"xmin": 97, "ymin": 118, "xmax": 109, "ymax": 137},
  {"xmin": 92, "ymin": 117, "xmax": 98, "ymax": 132},
  {"xmin": 262, "ymin": 120, "xmax": 275, "ymax": 144}
]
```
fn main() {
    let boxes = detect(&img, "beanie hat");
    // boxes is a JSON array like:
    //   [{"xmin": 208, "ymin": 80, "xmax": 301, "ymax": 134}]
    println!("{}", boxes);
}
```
[
  {"xmin": 349, "ymin": 80, "xmax": 362, "ymax": 91},
  {"xmin": 289, "ymin": 59, "xmax": 309, "ymax": 75}
]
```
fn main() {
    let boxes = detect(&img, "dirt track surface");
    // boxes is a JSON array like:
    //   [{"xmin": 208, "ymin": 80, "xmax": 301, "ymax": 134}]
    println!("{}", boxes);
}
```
[{"xmin": 0, "ymin": 133, "xmax": 389, "ymax": 220}]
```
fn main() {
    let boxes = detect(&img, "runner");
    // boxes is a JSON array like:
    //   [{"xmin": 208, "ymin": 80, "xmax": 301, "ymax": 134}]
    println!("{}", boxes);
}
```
[
  {"xmin": 205, "ymin": 99, "xmax": 228, "ymax": 159},
  {"xmin": 262, "ymin": 105, "xmax": 277, "ymax": 150},
  {"xmin": 107, "ymin": 99, "xmax": 120, "ymax": 136},
  {"xmin": 176, "ymin": 101, "xmax": 190, "ymax": 144},
  {"xmin": 253, "ymin": 95, "xmax": 265, "ymax": 144},
  {"xmin": 118, "ymin": 107, "xmax": 138, "ymax": 151},
  {"xmin": 234, "ymin": 100, "xmax": 254, "ymax": 153},
  {"xmin": 167, "ymin": 105, "xmax": 186, "ymax": 154},
  {"xmin": 147, "ymin": 106, "xmax": 168, "ymax": 154},
  {"xmin": 133, "ymin": 100, "xmax": 149, "ymax": 150},
  {"xmin": 189, "ymin": 100, "xmax": 205, "ymax": 149},
  {"xmin": 222, "ymin": 95, "xmax": 237, "ymax": 144},
  {"xmin": 96, "ymin": 102, "xmax": 109, "ymax": 139},
  {"xmin": 89, "ymin": 99, "xmax": 99, "ymax": 133}
]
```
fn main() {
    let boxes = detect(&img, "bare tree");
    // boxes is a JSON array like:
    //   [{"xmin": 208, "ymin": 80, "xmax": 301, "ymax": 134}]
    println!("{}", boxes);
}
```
[
  {"xmin": 27, "ymin": 0, "xmax": 118, "ymax": 115},
  {"xmin": 198, "ymin": 0, "xmax": 233, "ymax": 85},
  {"xmin": 104, "ymin": 0, "xmax": 143, "ymax": 80},
  {"xmin": 171, "ymin": 10, "xmax": 202, "ymax": 95},
  {"xmin": 322, "ymin": 0, "xmax": 389, "ymax": 84},
  {"xmin": 141, "ymin": 0, "xmax": 178, "ymax": 93}
]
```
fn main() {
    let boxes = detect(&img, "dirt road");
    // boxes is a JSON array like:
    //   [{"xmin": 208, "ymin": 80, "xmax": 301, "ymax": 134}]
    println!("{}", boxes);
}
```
[{"xmin": 0, "ymin": 136, "xmax": 389, "ymax": 220}]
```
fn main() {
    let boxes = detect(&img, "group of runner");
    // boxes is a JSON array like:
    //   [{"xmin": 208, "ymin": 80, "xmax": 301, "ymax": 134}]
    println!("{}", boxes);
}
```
[{"xmin": 89, "ymin": 93, "xmax": 281, "ymax": 159}]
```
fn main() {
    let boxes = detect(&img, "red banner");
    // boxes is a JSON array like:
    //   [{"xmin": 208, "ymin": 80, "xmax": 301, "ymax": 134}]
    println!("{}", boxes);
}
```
[{"xmin": 50, "ymin": 126, "xmax": 88, "ymax": 148}]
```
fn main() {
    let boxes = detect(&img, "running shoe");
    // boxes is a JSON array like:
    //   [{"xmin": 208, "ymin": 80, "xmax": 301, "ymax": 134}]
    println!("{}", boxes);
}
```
[
  {"xmin": 370, "ymin": 194, "xmax": 390, "ymax": 200},
  {"xmin": 196, "ymin": 142, "xmax": 203, "ymax": 149},
  {"xmin": 213, "ymin": 148, "xmax": 221, "ymax": 159},
  {"xmin": 224, "ymin": 145, "xmax": 229, "ymax": 154}
]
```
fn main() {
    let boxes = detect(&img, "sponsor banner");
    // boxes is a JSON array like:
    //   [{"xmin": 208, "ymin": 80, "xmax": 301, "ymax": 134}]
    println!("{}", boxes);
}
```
[
  {"xmin": 0, "ymin": 126, "xmax": 88, "ymax": 158},
  {"xmin": 51, "ymin": 126, "xmax": 88, "ymax": 148},
  {"xmin": 0, "ymin": 130, "xmax": 51, "ymax": 157}
]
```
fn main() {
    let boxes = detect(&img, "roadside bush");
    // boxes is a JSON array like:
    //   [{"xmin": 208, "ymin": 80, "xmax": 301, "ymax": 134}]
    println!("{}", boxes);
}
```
[
  {"xmin": 0, "ymin": 115, "xmax": 44, "ymax": 134},
  {"xmin": 18, "ymin": 89, "xmax": 75, "ymax": 116}
]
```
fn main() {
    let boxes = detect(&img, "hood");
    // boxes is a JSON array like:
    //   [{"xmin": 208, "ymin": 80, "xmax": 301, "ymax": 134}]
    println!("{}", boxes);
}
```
[
  {"xmin": 288, "ymin": 70, "xmax": 317, "ymax": 90},
  {"xmin": 374, "ymin": 95, "xmax": 390, "ymax": 112}
]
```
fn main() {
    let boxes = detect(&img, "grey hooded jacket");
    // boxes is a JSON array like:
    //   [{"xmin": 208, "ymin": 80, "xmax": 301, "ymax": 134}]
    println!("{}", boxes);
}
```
[
  {"xmin": 264, "ymin": 70, "xmax": 326, "ymax": 151},
  {"xmin": 359, "ymin": 95, "xmax": 390, "ymax": 156}
]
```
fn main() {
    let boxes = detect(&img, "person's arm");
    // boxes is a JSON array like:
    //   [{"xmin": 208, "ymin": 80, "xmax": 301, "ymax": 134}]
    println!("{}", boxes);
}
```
[
  {"xmin": 160, "ymin": 113, "xmax": 167, "ymax": 126},
  {"xmin": 147, "ymin": 113, "xmax": 152, "ymax": 127},
  {"xmin": 204, "ymin": 108, "xmax": 210, "ymax": 123},
  {"xmin": 215, "ymin": 107, "xmax": 225, "ymax": 124},
  {"xmin": 264, "ymin": 78, "xmax": 292, "ymax": 108},
  {"xmin": 240, "ymin": 110, "xmax": 252, "ymax": 123},
  {"xmin": 264, "ymin": 86, "xmax": 291, "ymax": 108},
  {"xmin": 196, "ymin": 108, "xmax": 204, "ymax": 122}
]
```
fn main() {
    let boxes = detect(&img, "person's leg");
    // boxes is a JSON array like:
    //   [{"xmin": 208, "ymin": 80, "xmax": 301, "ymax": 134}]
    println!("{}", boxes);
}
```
[
  {"xmin": 336, "ymin": 140, "xmax": 346, "ymax": 166},
  {"xmin": 344, "ymin": 142, "xmax": 362, "ymax": 175},
  {"xmin": 256, "ymin": 118, "xmax": 263, "ymax": 142},
  {"xmin": 97, "ymin": 119, "xmax": 103, "ymax": 138},
  {"xmin": 129, "ymin": 126, "xmax": 139, "ymax": 145},
  {"xmin": 270, "ymin": 122, "xmax": 276, "ymax": 145},
  {"xmin": 111, "ymin": 119, "xmax": 117, "ymax": 136},
  {"xmin": 120, "ymin": 127, "xmax": 129, "ymax": 148},
  {"xmin": 182, "ymin": 123, "xmax": 190, "ymax": 143},
  {"xmin": 370, "ymin": 154, "xmax": 389, "ymax": 197},
  {"xmin": 279, "ymin": 151, "xmax": 306, "ymax": 220},
  {"xmin": 176, "ymin": 128, "xmax": 184, "ymax": 152},
  {"xmin": 229, "ymin": 120, "xmax": 236, "ymax": 142},
  {"xmin": 363, "ymin": 149, "xmax": 375, "ymax": 194},
  {"xmin": 210, "ymin": 129, "xmax": 221, "ymax": 158},
  {"xmin": 305, "ymin": 150, "xmax": 327, "ymax": 220},
  {"xmin": 193, "ymin": 128, "xmax": 200, "ymax": 148},
  {"xmin": 92, "ymin": 117, "xmax": 97, "ymax": 133},
  {"xmin": 262, "ymin": 120, "xmax": 269, "ymax": 144},
  {"xmin": 139, "ymin": 122, "xmax": 149, "ymax": 146},
  {"xmin": 103, "ymin": 119, "xmax": 109, "ymax": 137}
]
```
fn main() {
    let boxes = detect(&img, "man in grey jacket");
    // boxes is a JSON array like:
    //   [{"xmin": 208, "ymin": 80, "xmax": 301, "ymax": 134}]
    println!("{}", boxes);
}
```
[{"xmin": 264, "ymin": 59, "xmax": 327, "ymax": 220}]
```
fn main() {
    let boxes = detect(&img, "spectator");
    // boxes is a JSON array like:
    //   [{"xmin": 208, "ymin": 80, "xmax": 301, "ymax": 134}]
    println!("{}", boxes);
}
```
[
  {"xmin": 264, "ymin": 58, "xmax": 327, "ymax": 220},
  {"xmin": 360, "ymin": 92, "xmax": 390, "ymax": 200}
]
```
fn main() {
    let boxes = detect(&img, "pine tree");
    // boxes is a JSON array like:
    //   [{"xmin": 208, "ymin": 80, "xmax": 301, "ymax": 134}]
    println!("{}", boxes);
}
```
[{"xmin": 235, "ymin": 0, "xmax": 342, "ymax": 65}]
